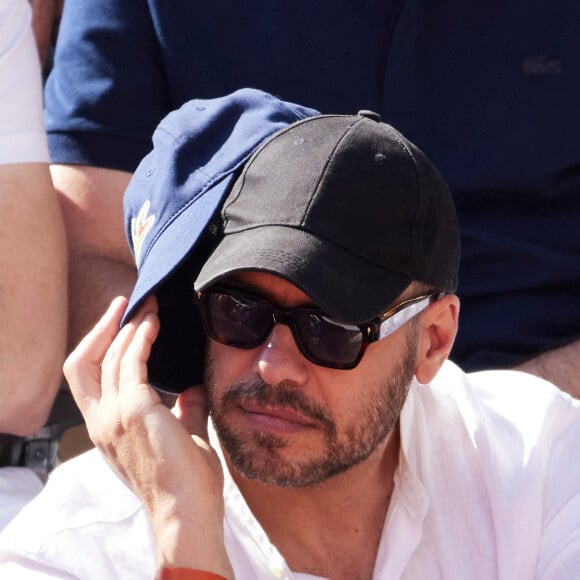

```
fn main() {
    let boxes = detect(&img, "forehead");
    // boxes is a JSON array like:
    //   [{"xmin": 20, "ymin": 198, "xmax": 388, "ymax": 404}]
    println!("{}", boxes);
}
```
[{"xmin": 225, "ymin": 271, "xmax": 316, "ymax": 308}]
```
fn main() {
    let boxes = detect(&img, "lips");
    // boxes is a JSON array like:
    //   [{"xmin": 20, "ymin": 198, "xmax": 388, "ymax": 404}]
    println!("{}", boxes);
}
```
[{"xmin": 238, "ymin": 401, "xmax": 316, "ymax": 433}]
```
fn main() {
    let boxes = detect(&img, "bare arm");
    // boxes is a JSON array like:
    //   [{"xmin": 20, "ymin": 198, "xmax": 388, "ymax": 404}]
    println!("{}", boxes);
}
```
[
  {"xmin": 50, "ymin": 164, "xmax": 137, "ymax": 351},
  {"xmin": 28, "ymin": 0, "xmax": 64, "ymax": 68},
  {"xmin": 514, "ymin": 339, "xmax": 580, "ymax": 399},
  {"xmin": 0, "ymin": 163, "xmax": 67, "ymax": 435}
]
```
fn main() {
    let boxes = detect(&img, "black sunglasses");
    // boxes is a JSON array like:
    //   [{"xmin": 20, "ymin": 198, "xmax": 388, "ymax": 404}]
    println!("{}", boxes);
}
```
[{"xmin": 195, "ymin": 285, "xmax": 439, "ymax": 370}]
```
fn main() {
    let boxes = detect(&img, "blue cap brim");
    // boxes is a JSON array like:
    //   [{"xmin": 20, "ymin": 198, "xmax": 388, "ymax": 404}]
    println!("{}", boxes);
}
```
[{"xmin": 122, "ymin": 173, "xmax": 232, "ymax": 324}]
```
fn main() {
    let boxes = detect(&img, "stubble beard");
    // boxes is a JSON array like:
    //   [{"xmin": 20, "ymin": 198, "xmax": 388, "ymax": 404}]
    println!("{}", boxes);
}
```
[{"xmin": 205, "ymin": 328, "xmax": 418, "ymax": 488}]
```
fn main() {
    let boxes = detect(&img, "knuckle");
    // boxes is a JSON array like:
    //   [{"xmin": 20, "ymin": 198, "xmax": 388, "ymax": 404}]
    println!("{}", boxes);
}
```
[{"xmin": 63, "ymin": 351, "xmax": 83, "ymax": 379}]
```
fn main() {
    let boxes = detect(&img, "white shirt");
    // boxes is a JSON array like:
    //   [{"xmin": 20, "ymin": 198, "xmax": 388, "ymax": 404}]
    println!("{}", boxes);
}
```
[
  {"xmin": 0, "ymin": 361, "xmax": 578, "ymax": 579},
  {"xmin": 0, "ymin": 0, "xmax": 49, "ymax": 164},
  {"xmin": 0, "ymin": 468, "xmax": 43, "ymax": 532}
]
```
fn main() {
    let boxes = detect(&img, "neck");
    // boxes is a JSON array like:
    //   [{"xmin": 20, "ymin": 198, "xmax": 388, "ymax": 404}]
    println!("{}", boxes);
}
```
[{"xmin": 228, "ymin": 425, "xmax": 400, "ymax": 580}]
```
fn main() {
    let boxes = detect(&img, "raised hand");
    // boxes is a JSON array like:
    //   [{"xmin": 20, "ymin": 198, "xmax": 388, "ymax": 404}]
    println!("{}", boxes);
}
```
[{"xmin": 63, "ymin": 296, "xmax": 233, "ymax": 578}]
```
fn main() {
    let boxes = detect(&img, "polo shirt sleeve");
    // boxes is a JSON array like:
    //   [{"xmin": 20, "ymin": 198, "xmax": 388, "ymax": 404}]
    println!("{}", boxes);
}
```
[{"xmin": 44, "ymin": 0, "xmax": 170, "ymax": 172}]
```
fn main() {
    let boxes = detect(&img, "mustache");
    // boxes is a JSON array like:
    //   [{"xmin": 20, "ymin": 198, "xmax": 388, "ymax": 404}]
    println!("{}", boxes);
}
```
[{"xmin": 220, "ymin": 377, "xmax": 335, "ymax": 430}]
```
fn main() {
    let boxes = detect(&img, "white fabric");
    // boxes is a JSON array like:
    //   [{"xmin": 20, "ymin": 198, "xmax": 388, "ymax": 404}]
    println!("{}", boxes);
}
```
[
  {"xmin": 0, "ymin": 0, "xmax": 49, "ymax": 164},
  {"xmin": 0, "ymin": 361, "xmax": 579, "ymax": 578},
  {"xmin": 0, "ymin": 468, "xmax": 43, "ymax": 532}
]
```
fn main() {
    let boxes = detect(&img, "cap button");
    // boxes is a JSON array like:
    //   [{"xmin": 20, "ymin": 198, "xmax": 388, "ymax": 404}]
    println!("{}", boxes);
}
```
[{"xmin": 357, "ymin": 110, "xmax": 382, "ymax": 122}]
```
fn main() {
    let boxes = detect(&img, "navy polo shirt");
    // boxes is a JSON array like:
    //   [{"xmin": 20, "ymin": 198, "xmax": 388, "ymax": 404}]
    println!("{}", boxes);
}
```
[{"xmin": 45, "ymin": 0, "xmax": 580, "ymax": 371}]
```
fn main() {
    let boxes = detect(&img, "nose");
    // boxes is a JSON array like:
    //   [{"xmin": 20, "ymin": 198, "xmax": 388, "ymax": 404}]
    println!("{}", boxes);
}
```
[{"xmin": 254, "ymin": 323, "xmax": 309, "ymax": 387}]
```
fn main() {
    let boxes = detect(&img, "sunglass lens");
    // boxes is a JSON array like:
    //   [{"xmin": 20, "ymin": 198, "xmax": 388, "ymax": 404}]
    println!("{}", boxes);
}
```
[
  {"xmin": 295, "ymin": 314, "xmax": 363, "ymax": 368},
  {"xmin": 204, "ymin": 292, "xmax": 273, "ymax": 348}
]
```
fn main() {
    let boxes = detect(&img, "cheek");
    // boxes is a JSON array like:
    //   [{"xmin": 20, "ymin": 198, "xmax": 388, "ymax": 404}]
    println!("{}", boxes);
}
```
[
  {"xmin": 321, "ymin": 336, "xmax": 412, "ymax": 416},
  {"xmin": 362, "ymin": 330, "xmax": 414, "ymax": 374},
  {"xmin": 205, "ymin": 340, "xmax": 257, "ymax": 387},
  {"xmin": 311, "ymin": 368, "xmax": 362, "ymax": 424}
]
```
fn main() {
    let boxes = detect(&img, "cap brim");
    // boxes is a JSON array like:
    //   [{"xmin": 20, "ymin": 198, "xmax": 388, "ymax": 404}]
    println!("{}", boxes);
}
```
[
  {"xmin": 195, "ymin": 225, "xmax": 411, "ymax": 323},
  {"xmin": 121, "ymin": 174, "xmax": 235, "ymax": 395},
  {"xmin": 123, "ymin": 173, "xmax": 234, "ymax": 324}
]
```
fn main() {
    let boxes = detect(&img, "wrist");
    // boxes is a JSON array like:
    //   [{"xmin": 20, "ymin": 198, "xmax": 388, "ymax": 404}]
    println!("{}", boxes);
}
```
[{"xmin": 154, "ymin": 512, "xmax": 232, "ymax": 579}]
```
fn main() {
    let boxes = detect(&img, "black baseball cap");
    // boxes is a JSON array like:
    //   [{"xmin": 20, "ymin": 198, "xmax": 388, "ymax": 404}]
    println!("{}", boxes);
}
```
[{"xmin": 195, "ymin": 111, "xmax": 460, "ymax": 323}]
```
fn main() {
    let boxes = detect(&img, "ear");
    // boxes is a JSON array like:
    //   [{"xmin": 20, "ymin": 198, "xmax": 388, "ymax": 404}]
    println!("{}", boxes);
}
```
[{"xmin": 415, "ymin": 294, "xmax": 460, "ymax": 384}]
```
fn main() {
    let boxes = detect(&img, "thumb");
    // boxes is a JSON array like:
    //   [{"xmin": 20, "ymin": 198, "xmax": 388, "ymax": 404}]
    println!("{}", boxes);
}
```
[{"xmin": 172, "ymin": 385, "xmax": 210, "ymax": 440}]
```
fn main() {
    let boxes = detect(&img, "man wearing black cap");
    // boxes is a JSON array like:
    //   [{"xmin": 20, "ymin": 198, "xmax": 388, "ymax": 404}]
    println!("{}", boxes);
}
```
[{"xmin": 1, "ymin": 98, "xmax": 579, "ymax": 579}]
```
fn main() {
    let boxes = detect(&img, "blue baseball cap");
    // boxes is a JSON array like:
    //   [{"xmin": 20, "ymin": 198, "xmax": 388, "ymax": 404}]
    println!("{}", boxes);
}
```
[{"xmin": 122, "ymin": 88, "xmax": 319, "ymax": 394}]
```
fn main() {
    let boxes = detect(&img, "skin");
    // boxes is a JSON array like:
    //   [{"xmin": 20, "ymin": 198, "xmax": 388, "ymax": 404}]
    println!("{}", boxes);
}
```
[
  {"xmin": 515, "ymin": 342, "xmax": 580, "ymax": 399},
  {"xmin": 0, "ymin": 163, "xmax": 67, "ymax": 434},
  {"xmin": 28, "ymin": 0, "xmax": 64, "ymax": 69},
  {"xmin": 50, "ymin": 165, "xmax": 135, "ymax": 350},
  {"xmin": 64, "ymin": 271, "xmax": 459, "ymax": 579},
  {"xmin": 0, "ymin": 0, "xmax": 67, "ymax": 435}
]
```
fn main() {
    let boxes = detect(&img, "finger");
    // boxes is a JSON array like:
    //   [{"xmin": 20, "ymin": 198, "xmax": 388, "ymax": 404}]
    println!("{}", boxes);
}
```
[
  {"xmin": 172, "ymin": 386, "xmax": 210, "ymax": 440},
  {"xmin": 64, "ymin": 297, "xmax": 128, "ymax": 417},
  {"xmin": 101, "ymin": 295, "xmax": 159, "ymax": 398},
  {"xmin": 67, "ymin": 296, "xmax": 128, "ymax": 369},
  {"xmin": 118, "ymin": 311, "xmax": 161, "ymax": 403},
  {"xmin": 100, "ymin": 318, "xmax": 140, "ymax": 399}
]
